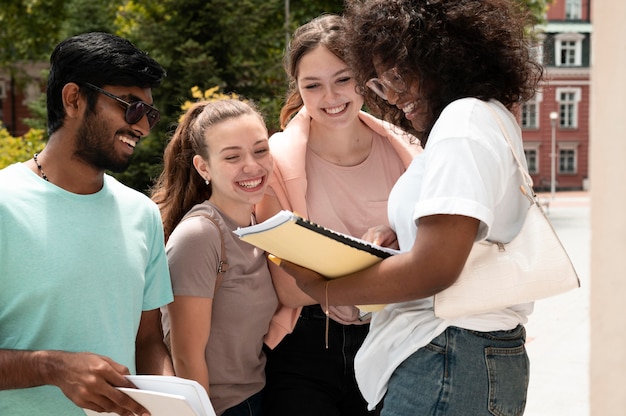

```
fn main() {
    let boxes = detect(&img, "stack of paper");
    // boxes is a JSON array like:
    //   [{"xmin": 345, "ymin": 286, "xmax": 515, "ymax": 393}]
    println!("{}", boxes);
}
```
[{"xmin": 82, "ymin": 375, "xmax": 216, "ymax": 416}]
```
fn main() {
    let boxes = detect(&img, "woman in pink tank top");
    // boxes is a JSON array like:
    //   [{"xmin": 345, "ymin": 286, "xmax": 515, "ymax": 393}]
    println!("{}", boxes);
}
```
[{"xmin": 256, "ymin": 14, "xmax": 420, "ymax": 416}]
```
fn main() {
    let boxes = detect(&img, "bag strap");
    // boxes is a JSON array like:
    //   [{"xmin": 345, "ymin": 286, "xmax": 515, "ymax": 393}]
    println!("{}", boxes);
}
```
[
  {"xmin": 483, "ymin": 102, "xmax": 537, "ymax": 204},
  {"xmin": 182, "ymin": 212, "xmax": 229, "ymax": 291},
  {"xmin": 163, "ymin": 211, "xmax": 228, "ymax": 354}
]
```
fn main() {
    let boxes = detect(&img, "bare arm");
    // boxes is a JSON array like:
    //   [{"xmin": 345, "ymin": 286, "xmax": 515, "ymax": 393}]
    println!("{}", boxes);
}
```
[
  {"xmin": 0, "ymin": 349, "xmax": 151, "ymax": 415},
  {"xmin": 256, "ymin": 193, "xmax": 317, "ymax": 307},
  {"xmin": 167, "ymin": 296, "xmax": 212, "ymax": 394},
  {"xmin": 277, "ymin": 214, "xmax": 479, "ymax": 307},
  {"xmin": 135, "ymin": 308, "xmax": 175, "ymax": 376}
]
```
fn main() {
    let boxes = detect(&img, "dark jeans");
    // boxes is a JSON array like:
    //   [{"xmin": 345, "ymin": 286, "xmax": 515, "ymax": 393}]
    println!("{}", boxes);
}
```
[
  {"xmin": 263, "ymin": 305, "xmax": 379, "ymax": 416},
  {"xmin": 222, "ymin": 390, "xmax": 264, "ymax": 416}
]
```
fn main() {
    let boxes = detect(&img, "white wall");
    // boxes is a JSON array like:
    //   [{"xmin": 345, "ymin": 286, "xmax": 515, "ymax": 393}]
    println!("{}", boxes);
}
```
[{"xmin": 590, "ymin": 0, "xmax": 626, "ymax": 414}]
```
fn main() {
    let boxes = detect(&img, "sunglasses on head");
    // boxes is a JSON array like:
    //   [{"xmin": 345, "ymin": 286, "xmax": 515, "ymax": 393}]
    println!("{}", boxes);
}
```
[{"xmin": 84, "ymin": 82, "xmax": 161, "ymax": 129}]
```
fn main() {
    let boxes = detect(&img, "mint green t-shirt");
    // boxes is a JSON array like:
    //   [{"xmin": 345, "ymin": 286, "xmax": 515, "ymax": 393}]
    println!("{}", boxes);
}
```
[{"xmin": 0, "ymin": 163, "xmax": 173, "ymax": 415}]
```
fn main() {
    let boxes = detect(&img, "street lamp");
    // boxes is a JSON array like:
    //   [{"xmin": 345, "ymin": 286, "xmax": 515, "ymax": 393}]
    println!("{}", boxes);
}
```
[{"xmin": 549, "ymin": 111, "xmax": 559, "ymax": 200}]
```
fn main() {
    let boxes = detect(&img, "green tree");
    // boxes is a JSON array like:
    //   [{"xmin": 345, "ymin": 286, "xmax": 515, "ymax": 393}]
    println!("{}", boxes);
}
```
[{"xmin": 0, "ymin": 0, "xmax": 67, "ymax": 65}]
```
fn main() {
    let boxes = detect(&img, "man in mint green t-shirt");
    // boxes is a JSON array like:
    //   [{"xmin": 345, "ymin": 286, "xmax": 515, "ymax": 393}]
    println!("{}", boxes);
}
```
[{"xmin": 0, "ymin": 32, "xmax": 173, "ymax": 416}]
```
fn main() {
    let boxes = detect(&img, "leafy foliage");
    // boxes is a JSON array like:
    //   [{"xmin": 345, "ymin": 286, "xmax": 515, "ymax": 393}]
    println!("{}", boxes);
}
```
[
  {"xmin": 59, "ymin": 0, "xmax": 119, "ymax": 38},
  {"xmin": 180, "ymin": 86, "xmax": 246, "ymax": 117},
  {"xmin": 0, "ymin": 124, "xmax": 46, "ymax": 169},
  {"xmin": 0, "ymin": 0, "xmax": 67, "ymax": 65}
]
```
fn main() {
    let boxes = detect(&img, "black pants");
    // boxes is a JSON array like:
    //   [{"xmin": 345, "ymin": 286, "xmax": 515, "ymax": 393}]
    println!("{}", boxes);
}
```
[
  {"xmin": 222, "ymin": 390, "xmax": 264, "ymax": 416},
  {"xmin": 263, "ymin": 305, "xmax": 380, "ymax": 416}
]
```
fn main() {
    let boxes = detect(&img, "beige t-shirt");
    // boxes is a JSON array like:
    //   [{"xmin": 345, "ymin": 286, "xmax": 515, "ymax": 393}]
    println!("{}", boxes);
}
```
[
  {"xmin": 305, "ymin": 134, "xmax": 405, "ymax": 323},
  {"xmin": 163, "ymin": 202, "xmax": 278, "ymax": 415}
]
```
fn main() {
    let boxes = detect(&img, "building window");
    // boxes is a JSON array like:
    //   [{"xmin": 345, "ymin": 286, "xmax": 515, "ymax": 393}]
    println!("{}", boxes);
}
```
[
  {"xmin": 557, "ymin": 142, "xmax": 579, "ymax": 174},
  {"xmin": 560, "ymin": 41, "xmax": 577, "ymax": 65},
  {"xmin": 531, "ymin": 34, "xmax": 546, "ymax": 65},
  {"xmin": 565, "ymin": 0, "xmax": 582, "ymax": 19},
  {"xmin": 524, "ymin": 148, "xmax": 539, "ymax": 175},
  {"xmin": 521, "ymin": 92, "xmax": 542, "ymax": 130},
  {"xmin": 559, "ymin": 148, "xmax": 577, "ymax": 174},
  {"xmin": 556, "ymin": 88, "xmax": 581, "ymax": 129},
  {"xmin": 554, "ymin": 33, "xmax": 584, "ymax": 66},
  {"xmin": 522, "ymin": 101, "xmax": 538, "ymax": 129}
]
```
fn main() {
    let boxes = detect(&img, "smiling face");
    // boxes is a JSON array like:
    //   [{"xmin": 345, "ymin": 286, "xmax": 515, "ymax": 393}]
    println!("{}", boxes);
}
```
[
  {"xmin": 296, "ymin": 46, "xmax": 364, "ymax": 129},
  {"xmin": 74, "ymin": 85, "xmax": 155, "ymax": 173},
  {"xmin": 372, "ymin": 62, "xmax": 430, "ymax": 133},
  {"xmin": 199, "ymin": 113, "xmax": 273, "ymax": 213}
]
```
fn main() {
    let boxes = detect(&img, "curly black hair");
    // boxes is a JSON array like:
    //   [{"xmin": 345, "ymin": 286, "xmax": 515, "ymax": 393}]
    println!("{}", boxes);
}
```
[{"xmin": 343, "ymin": 0, "xmax": 543, "ymax": 143}]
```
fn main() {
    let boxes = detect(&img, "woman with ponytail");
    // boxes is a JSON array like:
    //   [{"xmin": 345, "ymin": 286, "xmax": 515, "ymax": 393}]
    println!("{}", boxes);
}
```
[{"xmin": 151, "ymin": 99, "xmax": 278, "ymax": 416}]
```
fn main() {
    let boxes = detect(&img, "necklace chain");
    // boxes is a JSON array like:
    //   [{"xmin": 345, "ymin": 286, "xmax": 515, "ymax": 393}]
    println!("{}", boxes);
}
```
[{"xmin": 33, "ymin": 153, "xmax": 48, "ymax": 181}]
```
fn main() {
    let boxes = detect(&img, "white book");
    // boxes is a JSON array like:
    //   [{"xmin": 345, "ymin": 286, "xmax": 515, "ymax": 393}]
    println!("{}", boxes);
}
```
[{"xmin": 83, "ymin": 375, "xmax": 216, "ymax": 416}]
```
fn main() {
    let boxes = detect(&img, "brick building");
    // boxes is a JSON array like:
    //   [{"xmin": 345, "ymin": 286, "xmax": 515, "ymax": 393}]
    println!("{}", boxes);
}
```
[
  {"xmin": 522, "ymin": 0, "xmax": 592, "ymax": 191},
  {"xmin": 0, "ymin": 63, "xmax": 47, "ymax": 137}
]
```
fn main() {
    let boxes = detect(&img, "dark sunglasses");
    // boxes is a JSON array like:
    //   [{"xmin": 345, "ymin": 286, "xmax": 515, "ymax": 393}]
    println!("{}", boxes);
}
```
[{"xmin": 84, "ymin": 82, "xmax": 161, "ymax": 129}]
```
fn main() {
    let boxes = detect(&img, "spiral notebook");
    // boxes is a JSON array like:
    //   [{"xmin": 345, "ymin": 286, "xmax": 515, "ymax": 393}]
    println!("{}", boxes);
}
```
[{"xmin": 234, "ymin": 210, "xmax": 399, "ymax": 278}]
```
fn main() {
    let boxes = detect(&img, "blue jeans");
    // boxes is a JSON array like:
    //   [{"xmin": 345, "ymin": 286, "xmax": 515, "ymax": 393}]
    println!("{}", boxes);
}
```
[
  {"xmin": 222, "ymin": 390, "xmax": 264, "ymax": 416},
  {"xmin": 381, "ymin": 325, "xmax": 529, "ymax": 416}
]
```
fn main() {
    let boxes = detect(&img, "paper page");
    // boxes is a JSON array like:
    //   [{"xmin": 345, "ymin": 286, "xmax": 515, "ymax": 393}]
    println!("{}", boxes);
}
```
[
  {"xmin": 83, "ymin": 389, "xmax": 196, "ymax": 416},
  {"xmin": 126, "ymin": 375, "xmax": 215, "ymax": 416},
  {"xmin": 82, "ymin": 375, "xmax": 216, "ymax": 416}
]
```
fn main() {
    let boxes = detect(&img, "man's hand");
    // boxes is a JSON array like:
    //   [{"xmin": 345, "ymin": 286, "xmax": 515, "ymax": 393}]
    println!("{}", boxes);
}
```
[{"xmin": 41, "ymin": 351, "xmax": 150, "ymax": 416}]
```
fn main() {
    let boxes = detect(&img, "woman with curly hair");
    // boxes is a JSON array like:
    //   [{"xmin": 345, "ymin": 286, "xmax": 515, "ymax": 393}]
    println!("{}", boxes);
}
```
[{"xmin": 273, "ymin": 0, "xmax": 544, "ymax": 415}]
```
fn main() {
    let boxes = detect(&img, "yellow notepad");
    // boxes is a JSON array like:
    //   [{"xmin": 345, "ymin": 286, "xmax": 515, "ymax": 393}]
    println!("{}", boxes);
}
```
[{"xmin": 235, "ymin": 210, "xmax": 398, "ymax": 278}]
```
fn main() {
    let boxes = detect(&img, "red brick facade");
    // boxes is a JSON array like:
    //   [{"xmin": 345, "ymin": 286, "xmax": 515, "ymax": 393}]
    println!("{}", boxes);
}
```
[{"xmin": 521, "ymin": 0, "xmax": 592, "ymax": 191}]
